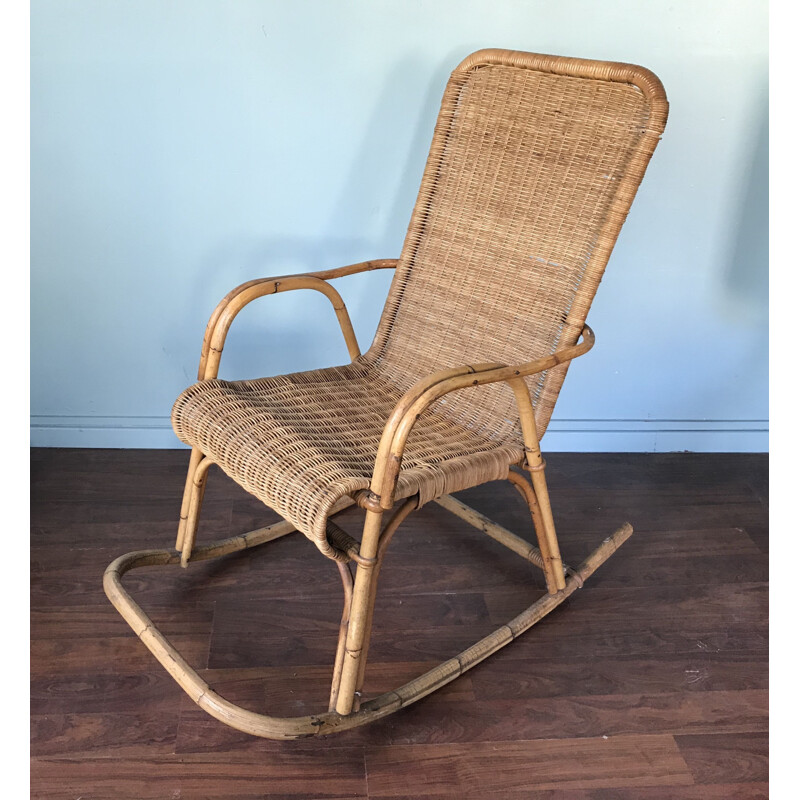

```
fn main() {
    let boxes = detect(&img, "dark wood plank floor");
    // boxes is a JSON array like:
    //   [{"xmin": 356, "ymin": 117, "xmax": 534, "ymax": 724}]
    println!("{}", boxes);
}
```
[{"xmin": 30, "ymin": 449, "xmax": 768, "ymax": 799}]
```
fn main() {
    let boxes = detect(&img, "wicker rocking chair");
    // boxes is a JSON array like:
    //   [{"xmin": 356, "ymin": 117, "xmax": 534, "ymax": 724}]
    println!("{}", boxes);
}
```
[{"xmin": 105, "ymin": 49, "xmax": 668, "ymax": 739}]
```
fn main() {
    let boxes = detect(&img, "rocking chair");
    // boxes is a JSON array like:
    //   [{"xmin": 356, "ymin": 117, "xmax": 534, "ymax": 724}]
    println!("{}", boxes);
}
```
[{"xmin": 104, "ymin": 49, "xmax": 668, "ymax": 739}]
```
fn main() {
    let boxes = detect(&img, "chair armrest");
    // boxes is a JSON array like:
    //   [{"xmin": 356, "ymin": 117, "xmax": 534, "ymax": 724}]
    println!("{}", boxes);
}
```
[
  {"xmin": 369, "ymin": 325, "xmax": 595, "ymax": 507},
  {"xmin": 198, "ymin": 259, "xmax": 397, "ymax": 379}
]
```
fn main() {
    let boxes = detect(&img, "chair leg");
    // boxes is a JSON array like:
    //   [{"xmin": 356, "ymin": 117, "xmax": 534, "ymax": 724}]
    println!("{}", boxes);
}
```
[
  {"xmin": 179, "ymin": 456, "xmax": 213, "ymax": 567},
  {"xmin": 329, "ymin": 561, "xmax": 354, "ymax": 712},
  {"xmin": 329, "ymin": 496, "xmax": 419, "ymax": 715},
  {"xmin": 351, "ymin": 497, "xmax": 418, "ymax": 711},
  {"xmin": 526, "ymin": 465, "xmax": 566, "ymax": 592},
  {"xmin": 175, "ymin": 447, "xmax": 206, "ymax": 551},
  {"xmin": 334, "ymin": 509, "xmax": 383, "ymax": 716},
  {"xmin": 507, "ymin": 469, "xmax": 564, "ymax": 594},
  {"xmin": 507, "ymin": 379, "xmax": 566, "ymax": 592}
]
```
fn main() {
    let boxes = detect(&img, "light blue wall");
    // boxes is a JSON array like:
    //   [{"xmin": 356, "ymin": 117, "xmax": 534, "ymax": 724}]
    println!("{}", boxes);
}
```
[{"xmin": 31, "ymin": 0, "xmax": 768, "ymax": 451}]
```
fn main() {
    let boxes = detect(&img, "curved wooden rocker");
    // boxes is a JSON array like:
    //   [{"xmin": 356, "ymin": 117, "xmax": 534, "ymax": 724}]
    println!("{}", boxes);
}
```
[{"xmin": 105, "ymin": 49, "xmax": 667, "ymax": 739}]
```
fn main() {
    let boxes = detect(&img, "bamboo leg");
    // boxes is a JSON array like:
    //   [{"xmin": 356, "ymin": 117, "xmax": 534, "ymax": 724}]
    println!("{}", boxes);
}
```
[
  {"xmin": 349, "ymin": 497, "xmax": 417, "ymax": 711},
  {"xmin": 335, "ymin": 509, "xmax": 383, "ymax": 715},
  {"xmin": 506, "ymin": 470, "xmax": 560, "ymax": 594},
  {"xmin": 525, "ymin": 461, "xmax": 565, "ymax": 592},
  {"xmin": 175, "ymin": 447, "xmax": 204, "ymax": 551},
  {"xmin": 508, "ymin": 380, "xmax": 566, "ymax": 592},
  {"xmin": 180, "ymin": 457, "xmax": 213, "ymax": 567},
  {"xmin": 329, "ymin": 561, "xmax": 354, "ymax": 712}
]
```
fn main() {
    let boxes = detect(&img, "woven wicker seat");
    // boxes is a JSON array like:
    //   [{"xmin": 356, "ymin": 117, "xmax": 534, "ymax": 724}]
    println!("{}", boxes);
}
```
[
  {"xmin": 172, "ymin": 364, "xmax": 524, "ymax": 561},
  {"xmin": 106, "ymin": 49, "xmax": 668, "ymax": 740}
]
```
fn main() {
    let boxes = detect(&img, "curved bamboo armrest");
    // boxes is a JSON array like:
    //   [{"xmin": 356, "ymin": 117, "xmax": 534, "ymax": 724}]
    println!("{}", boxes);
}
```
[
  {"xmin": 369, "ymin": 325, "xmax": 595, "ymax": 507},
  {"xmin": 198, "ymin": 259, "xmax": 398, "ymax": 379}
]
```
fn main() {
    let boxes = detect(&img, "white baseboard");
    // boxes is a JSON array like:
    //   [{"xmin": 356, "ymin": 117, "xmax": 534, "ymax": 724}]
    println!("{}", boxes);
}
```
[
  {"xmin": 30, "ymin": 415, "xmax": 768, "ymax": 452},
  {"xmin": 541, "ymin": 418, "xmax": 767, "ymax": 452}
]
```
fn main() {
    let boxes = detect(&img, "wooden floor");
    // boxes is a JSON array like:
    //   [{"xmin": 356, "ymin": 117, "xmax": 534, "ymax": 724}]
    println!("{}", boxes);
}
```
[{"xmin": 31, "ymin": 449, "xmax": 768, "ymax": 799}]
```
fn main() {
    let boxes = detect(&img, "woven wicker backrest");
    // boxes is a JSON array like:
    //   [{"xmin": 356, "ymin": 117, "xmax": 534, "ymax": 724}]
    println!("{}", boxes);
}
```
[{"xmin": 364, "ymin": 50, "xmax": 668, "ymax": 439}]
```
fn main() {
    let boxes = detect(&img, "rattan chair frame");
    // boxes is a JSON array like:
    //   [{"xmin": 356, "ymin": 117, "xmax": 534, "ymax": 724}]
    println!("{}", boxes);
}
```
[{"xmin": 104, "ymin": 48, "xmax": 668, "ymax": 739}]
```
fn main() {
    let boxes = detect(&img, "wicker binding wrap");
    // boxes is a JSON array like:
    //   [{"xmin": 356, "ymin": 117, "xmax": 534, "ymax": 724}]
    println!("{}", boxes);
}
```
[{"xmin": 172, "ymin": 51, "xmax": 666, "ymax": 561}]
